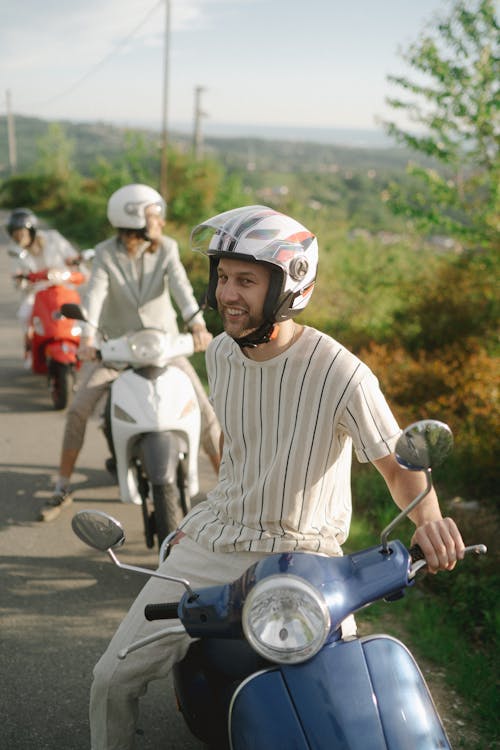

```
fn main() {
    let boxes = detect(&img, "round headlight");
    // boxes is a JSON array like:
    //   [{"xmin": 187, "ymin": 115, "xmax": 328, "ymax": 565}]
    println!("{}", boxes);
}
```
[
  {"xmin": 128, "ymin": 330, "xmax": 165, "ymax": 364},
  {"xmin": 242, "ymin": 575, "xmax": 330, "ymax": 664}
]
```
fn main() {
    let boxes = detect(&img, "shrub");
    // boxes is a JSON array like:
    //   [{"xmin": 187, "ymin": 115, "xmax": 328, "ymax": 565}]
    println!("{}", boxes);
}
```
[{"xmin": 359, "ymin": 341, "xmax": 499, "ymax": 501}]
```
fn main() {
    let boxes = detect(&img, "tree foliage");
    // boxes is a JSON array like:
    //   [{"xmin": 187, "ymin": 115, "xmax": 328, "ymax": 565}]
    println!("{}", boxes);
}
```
[
  {"xmin": 374, "ymin": 0, "xmax": 500, "ymax": 500},
  {"xmin": 0, "ymin": 124, "xmax": 247, "ymax": 247},
  {"xmin": 383, "ymin": 0, "xmax": 499, "ymax": 251}
]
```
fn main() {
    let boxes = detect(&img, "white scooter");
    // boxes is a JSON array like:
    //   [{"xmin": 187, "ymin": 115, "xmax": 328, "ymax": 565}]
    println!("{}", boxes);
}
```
[{"xmin": 60, "ymin": 303, "xmax": 201, "ymax": 550}]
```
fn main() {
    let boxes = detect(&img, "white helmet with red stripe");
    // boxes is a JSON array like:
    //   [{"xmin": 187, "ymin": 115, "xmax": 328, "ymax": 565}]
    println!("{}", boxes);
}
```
[{"xmin": 191, "ymin": 205, "xmax": 318, "ymax": 327}]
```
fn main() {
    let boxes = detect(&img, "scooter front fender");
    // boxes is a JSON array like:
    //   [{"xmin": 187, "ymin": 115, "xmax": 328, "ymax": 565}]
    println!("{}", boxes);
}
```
[
  {"xmin": 229, "ymin": 635, "xmax": 450, "ymax": 750},
  {"xmin": 110, "ymin": 368, "xmax": 200, "ymax": 503},
  {"xmin": 139, "ymin": 431, "xmax": 186, "ymax": 485},
  {"xmin": 45, "ymin": 340, "xmax": 79, "ymax": 365}
]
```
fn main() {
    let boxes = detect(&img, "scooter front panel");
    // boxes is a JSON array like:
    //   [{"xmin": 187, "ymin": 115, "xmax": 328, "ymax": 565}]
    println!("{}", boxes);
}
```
[
  {"xmin": 230, "ymin": 636, "xmax": 447, "ymax": 749},
  {"xmin": 281, "ymin": 638, "xmax": 389, "ymax": 749},
  {"xmin": 111, "ymin": 367, "xmax": 200, "ymax": 503},
  {"xmin": 362, "ymin": 635, "xmax": 451, "ymax": 749},
  {"xmin": 229, "ymin": 669, "xmax": 310, "ymax": 750}
]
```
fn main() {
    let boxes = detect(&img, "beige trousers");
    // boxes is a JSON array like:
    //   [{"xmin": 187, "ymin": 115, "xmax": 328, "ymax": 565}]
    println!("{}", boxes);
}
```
[{"xmin": 90, "ymin": 536, "xmax": 269, "ymax": 750}]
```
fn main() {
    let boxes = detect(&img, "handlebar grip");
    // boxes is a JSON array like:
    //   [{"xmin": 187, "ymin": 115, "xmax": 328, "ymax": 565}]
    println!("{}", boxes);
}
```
[
  {"xmin": 144, "ymin": 602, "xmax": 179, "ymax": 621},
  {"xmin": 409, "ymin": 544, "xmax": 426, "ymax": 563}
]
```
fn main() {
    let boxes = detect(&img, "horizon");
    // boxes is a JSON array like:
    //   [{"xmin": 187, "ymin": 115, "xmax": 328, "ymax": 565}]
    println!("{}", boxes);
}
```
[{"xmin": 5, "ymin": 111, "xmax": 399, "ymax": 150}]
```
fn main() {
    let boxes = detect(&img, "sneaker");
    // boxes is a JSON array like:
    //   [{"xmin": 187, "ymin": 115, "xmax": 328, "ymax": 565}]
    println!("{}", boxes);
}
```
[{"xmin": 38, "ymin": 491, "xmax": 73, "ymax": 522}]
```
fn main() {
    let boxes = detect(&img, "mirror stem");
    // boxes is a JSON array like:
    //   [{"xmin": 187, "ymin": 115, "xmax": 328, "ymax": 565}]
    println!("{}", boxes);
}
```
[
  {"xmin": 106, "ymin": 549, "xmax": 197, "ymax": 598},
  {"xmin": 380, "ymin": 468, "xmax": 433, "ymax": 552}
]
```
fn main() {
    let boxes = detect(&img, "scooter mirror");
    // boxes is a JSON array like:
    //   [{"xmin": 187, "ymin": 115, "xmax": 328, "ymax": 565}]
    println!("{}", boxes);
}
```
[
  {"xmin": 80, "ymin": 248, "xmax": 95, "ymax": 262},
  {"xmin": 72, "ymin": 510, "xmax": 125, "ymax": 551},
  {"xmin": 395, "ymin": 419, "xmax": 453, "ymax": 471},
  {"xmin": 60, "ymin": 302, "xmax": 85, "ymax": 321}
]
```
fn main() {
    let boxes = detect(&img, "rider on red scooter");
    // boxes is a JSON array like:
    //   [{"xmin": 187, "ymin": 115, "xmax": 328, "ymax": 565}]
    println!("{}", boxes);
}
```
[{"xmin": 6, "ymin": 207, "xmax": 81, "ymax": 367}]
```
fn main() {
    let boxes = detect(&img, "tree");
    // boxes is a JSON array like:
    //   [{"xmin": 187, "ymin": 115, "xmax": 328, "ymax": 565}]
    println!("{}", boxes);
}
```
[
  {"xmin": 383, "ymin": 0, "xmax": 499, "ymax": 251},
  {"xmin": 376, "ymin": 0, "xmax": 499, "ymax": 501},
  {"xmin": 35, "ymin": 123, "xmax": 76, "ymax": 182}
]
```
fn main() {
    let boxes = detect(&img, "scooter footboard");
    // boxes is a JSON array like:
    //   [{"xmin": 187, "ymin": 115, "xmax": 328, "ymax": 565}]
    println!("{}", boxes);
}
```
[{"xmin": 229, "ymin": 636, "xmax": 450, "ymax": 750}]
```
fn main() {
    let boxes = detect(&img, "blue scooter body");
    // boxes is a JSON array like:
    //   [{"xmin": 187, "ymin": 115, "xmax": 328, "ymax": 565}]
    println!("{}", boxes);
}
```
[
  {"xmin": 174, "ymin": 544, "xmax": 450, "ymax": 749},
  {"xmin": 229, "ymin": 634, "xmax": 450, "ymax": 749}
]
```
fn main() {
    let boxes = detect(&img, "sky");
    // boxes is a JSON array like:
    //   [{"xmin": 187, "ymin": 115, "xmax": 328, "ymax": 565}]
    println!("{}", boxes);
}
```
[{"xmin": 1, "ymin": 0, "xmax": 455, "ymax": 139}]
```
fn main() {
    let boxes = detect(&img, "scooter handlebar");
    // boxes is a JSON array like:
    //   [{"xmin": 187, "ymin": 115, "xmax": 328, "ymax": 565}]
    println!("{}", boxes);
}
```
[
  {"xmin": 15, "ymin": 269, "xmax": 85, "ymax": 285},
  {"xmin": 409, "ymin": 542, "xmax": 487, "ymax": 577},
  {"xmin": 409, "ymin": 544, "xmax": 425, "ymax": 563},
  {"xmin": 144, "ymin": 602, "xmax": 180, "ymax": 621}
]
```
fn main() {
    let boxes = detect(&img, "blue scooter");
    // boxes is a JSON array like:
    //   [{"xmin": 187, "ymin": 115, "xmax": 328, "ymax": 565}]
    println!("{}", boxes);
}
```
[{"xmin": 72, "ymin": 419, "xmax": 486, "ymax": 749}]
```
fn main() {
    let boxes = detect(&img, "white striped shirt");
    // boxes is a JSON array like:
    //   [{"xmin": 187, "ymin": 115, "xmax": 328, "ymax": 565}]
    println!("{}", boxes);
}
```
[{"xmin": 180, "ymin": 326, "xmax": 401, "ymax": 555}]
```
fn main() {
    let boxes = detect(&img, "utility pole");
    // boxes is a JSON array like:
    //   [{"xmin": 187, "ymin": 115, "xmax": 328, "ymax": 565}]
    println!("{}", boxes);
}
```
[
  {"xmin": 6, "ymin": 90, "xmax": 17, "ymax": 174},
  {"xmin": 159, "ymin": 0, "xmax": 171, "ymax": 199},
  {"xmin": 192, "ymin": 86, "xmax": 207, "ymax": 160}
]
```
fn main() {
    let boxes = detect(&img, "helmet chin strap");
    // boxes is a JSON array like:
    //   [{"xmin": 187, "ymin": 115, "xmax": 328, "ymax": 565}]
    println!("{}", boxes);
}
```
[{"xmin": 232, "ymin": 320, "xmax": 277, "ymax": 348}]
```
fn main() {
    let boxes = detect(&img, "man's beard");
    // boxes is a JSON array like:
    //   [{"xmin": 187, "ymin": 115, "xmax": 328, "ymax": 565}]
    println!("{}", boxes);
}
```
[{"xmin": 220, "ymin": 308, "xmax": 265, "ymax": 342}]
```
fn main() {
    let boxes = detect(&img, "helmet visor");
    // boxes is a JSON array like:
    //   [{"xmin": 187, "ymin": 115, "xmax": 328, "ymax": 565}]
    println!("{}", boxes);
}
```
[
  {"xmin": 191, "ymin": 205, "xmax": 313, "ymax": 276},
  {"xmin": 191, "ymin": 206, "xmax": 272, "ymax": 255}
]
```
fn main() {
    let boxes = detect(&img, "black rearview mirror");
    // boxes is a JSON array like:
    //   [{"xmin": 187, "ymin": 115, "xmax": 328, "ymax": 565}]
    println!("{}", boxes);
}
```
[
  {"xmin": 60, "ymin": 303, "xmax": 85, "ymax": 321},
  {"xmin": 72, "ymin": 510, "xmax": 125, "ymax": 551}
]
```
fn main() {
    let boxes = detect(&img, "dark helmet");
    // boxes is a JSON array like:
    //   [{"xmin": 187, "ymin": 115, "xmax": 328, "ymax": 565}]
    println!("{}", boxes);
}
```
[{"xmin": 7, "ymin": 208, "xmax": 38, "ymax": 242}]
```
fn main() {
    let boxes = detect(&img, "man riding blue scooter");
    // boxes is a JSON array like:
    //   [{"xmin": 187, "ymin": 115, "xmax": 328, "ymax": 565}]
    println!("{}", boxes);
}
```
[{"xmin": 87, "ymin": 205, "xmax": 465, "ymax": 750}]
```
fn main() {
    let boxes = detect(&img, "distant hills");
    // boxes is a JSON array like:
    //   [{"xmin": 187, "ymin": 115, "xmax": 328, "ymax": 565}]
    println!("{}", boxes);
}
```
[
  {"xmin": 118, "ymin": 119, "xmax": 395, "ymax": 148},
  {"xmin": 0, "ymin": 114, "xmax": 413, "ymax": 180}
]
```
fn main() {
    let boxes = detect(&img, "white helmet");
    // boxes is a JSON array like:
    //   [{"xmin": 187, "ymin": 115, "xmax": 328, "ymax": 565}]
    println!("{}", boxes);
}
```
[
  {"xmin": 191, "ymin": 205, "xmax": 318, "ymax": 330},
  {"xmin": 107, "ymin": 184, "xmax": 166, "ymax": 230}
]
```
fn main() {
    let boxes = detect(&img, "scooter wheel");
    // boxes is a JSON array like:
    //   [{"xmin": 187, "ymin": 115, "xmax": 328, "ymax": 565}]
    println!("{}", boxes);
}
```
[
  {"xmin": 152, "ymin": 482, "xmax": 184, "ymax": 549},
  {"xmin": 48, "ymin": 360, "xmax": 71, "ymax": 410}
]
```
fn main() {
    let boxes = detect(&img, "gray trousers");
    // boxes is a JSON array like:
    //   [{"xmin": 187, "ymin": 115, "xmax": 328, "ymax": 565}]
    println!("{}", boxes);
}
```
[{"xmin": 62, "ymin": 358, "xmax": 220, "ymax": 460}]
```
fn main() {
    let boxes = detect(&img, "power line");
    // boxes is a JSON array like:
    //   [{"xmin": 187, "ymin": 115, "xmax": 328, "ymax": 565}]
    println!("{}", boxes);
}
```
[{"xmin": 36, "ymin": 0, "xmax": 163, "ymax": 107}]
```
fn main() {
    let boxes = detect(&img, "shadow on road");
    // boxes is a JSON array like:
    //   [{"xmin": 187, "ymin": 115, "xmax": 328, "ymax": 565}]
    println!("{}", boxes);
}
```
[{"xmin": 0, "ymin": 464, "xmax": 118, "ymax": 530}]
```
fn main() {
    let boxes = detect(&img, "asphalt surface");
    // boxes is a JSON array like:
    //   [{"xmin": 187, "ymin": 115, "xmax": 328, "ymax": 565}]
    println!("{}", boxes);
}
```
[{"xmin": 0, "ymin": 216, "xmax": 208, "ymax": 749}]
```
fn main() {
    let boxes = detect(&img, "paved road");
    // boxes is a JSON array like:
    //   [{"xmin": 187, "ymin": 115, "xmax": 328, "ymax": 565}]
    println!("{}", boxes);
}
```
[{"xmin": 0, "ymin": 217, "xmax": 207, "ymax": 749}]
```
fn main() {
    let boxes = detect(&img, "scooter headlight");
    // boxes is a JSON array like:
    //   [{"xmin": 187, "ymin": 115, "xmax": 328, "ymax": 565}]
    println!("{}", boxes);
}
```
[
  {"xmin": 242, "ymin": 575, "xmax": 330, "ymax": 664},
  {"xmin": 47, "ymin": 269, "xmax": 70, "ymax": 283},
  {"xmin": 127, "ymin": 330, "xmax": 164, "ymax": 364}
]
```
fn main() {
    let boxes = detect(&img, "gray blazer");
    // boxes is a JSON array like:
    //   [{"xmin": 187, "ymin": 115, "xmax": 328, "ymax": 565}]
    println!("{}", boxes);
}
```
[{"xmin": 83, "ymin": 235, "xmax": 203, "ymax": 339}]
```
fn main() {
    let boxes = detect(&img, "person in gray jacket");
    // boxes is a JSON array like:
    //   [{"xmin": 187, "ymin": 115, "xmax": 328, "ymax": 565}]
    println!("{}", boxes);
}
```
[{"xmin": 40, "ymin": 184, "xmax": 220, "ymax": 522}]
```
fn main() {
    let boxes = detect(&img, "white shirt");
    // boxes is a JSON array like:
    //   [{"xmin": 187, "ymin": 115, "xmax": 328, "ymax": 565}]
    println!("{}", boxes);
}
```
[
  {"xmin": 180, "ymin": 326, "xmax": 401, "ymax": 555},
  {"xmin": 9, "ymin": 229, "xmax": 78, "ymax": 276}
]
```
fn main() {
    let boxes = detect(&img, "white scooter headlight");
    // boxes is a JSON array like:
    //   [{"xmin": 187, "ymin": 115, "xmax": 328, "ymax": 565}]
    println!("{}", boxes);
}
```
[
  {"xmin": 127, "ymin": 330, "xmax": 165, "ymax": 365},
  {"xmin": 242, "ymin": 575, "xmax": 331, "ymax": 664}
]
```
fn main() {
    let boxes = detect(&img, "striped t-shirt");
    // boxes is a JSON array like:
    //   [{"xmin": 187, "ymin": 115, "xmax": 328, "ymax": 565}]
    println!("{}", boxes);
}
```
[{"xmin": 180, "ymin": 326, "xmax": 401, "ymax": 555}]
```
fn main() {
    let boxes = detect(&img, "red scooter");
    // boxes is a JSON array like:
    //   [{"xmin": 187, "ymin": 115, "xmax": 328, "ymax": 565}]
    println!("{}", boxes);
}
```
[{"xmin": 18, "ymin": 267, "xmax": 86, "ymax": 409}]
